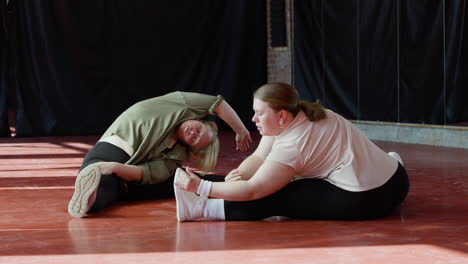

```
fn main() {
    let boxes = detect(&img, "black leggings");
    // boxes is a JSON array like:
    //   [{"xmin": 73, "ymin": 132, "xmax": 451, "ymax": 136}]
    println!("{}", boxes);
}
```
[
  {"xmin": 80, "ymin": 142, "xmax": 224, "ymax": 213},
  {"xmin": 224, "ymin": 164, "xmax": 410, "ymax": 221}
]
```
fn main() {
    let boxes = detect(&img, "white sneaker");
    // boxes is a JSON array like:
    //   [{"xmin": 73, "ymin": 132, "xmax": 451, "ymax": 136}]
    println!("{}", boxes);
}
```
[
  {"xmin": 388, "ymin": 152, "xmax": 403, "ymax": 165},
  {"xmin": 68, "ymin": 164, "xmax": 101, "ymax": 218},
  {"xmin": 174, "ymin": 168, "xmax": 207, "ymax": 222}
]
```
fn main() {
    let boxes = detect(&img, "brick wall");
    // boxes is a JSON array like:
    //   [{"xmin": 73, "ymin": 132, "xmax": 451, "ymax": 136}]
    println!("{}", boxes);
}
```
[{"xmin": 266, "ymin": 0, "xmax": 292, "ymax": 84}]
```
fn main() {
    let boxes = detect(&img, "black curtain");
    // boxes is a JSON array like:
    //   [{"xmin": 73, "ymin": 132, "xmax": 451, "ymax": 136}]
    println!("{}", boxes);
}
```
[
  {"xmin": 445, "ymin": 0, "xmax": 468, "ymax": 125},
  {"xmin": 3, "ymin": 0, "xmax": 266, "ymax": 136},
  {"xmin": 0, "ymin": 0, "xmax": 9, "ymax": 136},
  {"xmin": 294, "ymin": 0, "xmax": 468, "ymax": 125},
  {"xmin": 399, "ymin": 0, "xmax": 444, "ymax": 124}
]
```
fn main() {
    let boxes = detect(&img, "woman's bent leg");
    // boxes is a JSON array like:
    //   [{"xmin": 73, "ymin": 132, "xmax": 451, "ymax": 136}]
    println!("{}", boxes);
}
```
[{"xmin": 77, "ymin": 142, "xmax": 130, "ymax": 213}]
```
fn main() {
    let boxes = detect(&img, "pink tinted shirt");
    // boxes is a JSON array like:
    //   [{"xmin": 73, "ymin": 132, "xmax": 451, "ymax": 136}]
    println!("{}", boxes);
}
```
[{"xmin": 266, "ymin": 110, "xmax": 398, "ymax": 192}]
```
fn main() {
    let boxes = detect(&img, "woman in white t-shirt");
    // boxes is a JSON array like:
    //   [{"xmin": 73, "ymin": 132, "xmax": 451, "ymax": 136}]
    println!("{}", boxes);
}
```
[{"xmin": 174, "ymin": 82, "xmax": 409, "ymax": 221}]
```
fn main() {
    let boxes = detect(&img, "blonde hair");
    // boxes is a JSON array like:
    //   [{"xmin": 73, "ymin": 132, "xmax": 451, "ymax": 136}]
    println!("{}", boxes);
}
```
[
  {"xmin": 254, "ymin": 82, "xmax": 327, "ymax": 121},
  {"xmin": 191, "ymin": 120, "xmax": 219, "ymax": 172}
]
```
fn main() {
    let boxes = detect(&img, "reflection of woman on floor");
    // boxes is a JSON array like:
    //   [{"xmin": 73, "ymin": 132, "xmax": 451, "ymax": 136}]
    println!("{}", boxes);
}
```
[
  {"xmin": 174, "ymin": 82, "xmax": 410, "ymax": 221},
  {"xmin": 68, "ymin": 91, "xmax": 251, "ymax": 218}
]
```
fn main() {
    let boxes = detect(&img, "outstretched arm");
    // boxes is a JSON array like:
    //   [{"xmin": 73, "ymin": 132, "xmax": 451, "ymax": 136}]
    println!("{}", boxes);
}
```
[
  {"xmin": 176, "ymin": 160, "xmax": 295, "ymax": 201},
  {"xmin": 94, "ymin": 162, "xmax": 143, "ymax": 182},
  {"xmin": 96, "ymin": 158, "xmax": 181, "ymax": 184},
  {"xmin": 214, "ymin": 100, "xmax": 252, "ymax": 152},
  {"xmin": 211, "ymin": 161, "xmax": 295, "ymax": 200},
  {"xmin": 174, "ymin": 135, "xmax": 294, "ymax": 201}
]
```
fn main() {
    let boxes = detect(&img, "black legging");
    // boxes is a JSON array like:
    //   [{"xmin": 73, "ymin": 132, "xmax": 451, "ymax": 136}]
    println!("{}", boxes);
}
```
[
  {"xmin": 224, "ymin": 163, "xmax": 409, "ymax": 221},
  {"xmin": 80, "ymin": 142, "xmax": 224, "ymax": 213}
]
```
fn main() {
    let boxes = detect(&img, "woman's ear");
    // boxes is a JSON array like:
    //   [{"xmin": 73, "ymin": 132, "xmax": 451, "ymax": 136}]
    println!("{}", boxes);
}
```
[{"xmin": 279, "ymin": 109, "xmax": 287, "ymax": 120}]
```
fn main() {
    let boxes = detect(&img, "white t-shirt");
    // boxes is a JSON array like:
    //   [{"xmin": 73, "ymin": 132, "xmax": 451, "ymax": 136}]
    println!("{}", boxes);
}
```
[{"xmin": 266, "ymin": 110, "xmax": 398, "ymax": 192}]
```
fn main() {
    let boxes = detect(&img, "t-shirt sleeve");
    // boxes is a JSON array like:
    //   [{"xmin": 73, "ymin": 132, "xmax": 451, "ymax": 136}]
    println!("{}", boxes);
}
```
[
  {"xmin": 265, "ymin": 141, "xmax": 303, "ymax": 171},
  {"xmin": 179, "ymin": 92, "xmax": 224, "ymax": 115}
]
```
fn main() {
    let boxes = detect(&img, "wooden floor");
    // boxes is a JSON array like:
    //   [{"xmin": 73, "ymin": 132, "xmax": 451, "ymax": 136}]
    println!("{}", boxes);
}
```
[{"xmin": 0, "ymin": 131, "xmax": 467, "ymax": 264}]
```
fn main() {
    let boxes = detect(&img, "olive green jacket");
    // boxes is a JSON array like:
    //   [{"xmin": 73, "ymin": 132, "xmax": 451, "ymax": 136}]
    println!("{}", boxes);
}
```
[{"xmin": 100, "ymin": 91, "xmax": 223, "ymax": 184}]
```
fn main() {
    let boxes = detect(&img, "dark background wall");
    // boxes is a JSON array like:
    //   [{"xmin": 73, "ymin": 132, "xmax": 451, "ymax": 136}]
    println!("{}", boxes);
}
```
[
  {"xmin": 0, "ymin": 0, "xmax": 266, "ymax": 137},
  {"xmin": 1, "ymin": 0, "xmax": 467, "ymax": 138},
  {"xmin": 293, "ymin": 0, "xmax": 468, "ymax": 126}
]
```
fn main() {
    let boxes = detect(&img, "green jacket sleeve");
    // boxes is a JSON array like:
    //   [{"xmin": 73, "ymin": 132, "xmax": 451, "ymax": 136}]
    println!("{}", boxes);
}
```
[
  {"xmin": 135, "ymin": 144, "xmax": 188, "ymax": 184},
  {"xmin": 178, "ymin": 92, "xmax": 224, "ymax": 115},
  {"xmin": 136, "ymin": 158, "xmax": 181, "ymax": 184}
]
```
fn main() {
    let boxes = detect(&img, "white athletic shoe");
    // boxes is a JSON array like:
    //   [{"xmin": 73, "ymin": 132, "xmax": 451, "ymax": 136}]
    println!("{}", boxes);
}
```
[
  {"xmin": 388, "ymin": 152, "xmax": 403, "ymax": 165},
  {"xmin": 174, "ymin": 168, "xmax": 207, "ymax": 222},
  {"xmin": 68, "ymin": 163, "xmax": 101, "ymax": 218}
]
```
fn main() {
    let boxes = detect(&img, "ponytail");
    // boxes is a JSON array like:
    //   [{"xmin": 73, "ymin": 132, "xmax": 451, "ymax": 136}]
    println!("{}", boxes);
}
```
[{"xmin": 298, "ymin": 100, "xmax": 327, "ymax": 121}]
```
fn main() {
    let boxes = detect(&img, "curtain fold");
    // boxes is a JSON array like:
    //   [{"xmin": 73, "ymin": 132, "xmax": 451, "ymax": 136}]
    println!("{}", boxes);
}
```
[
  {"xmin": 358, "ymin": 0, "xmax": 398, "ymax": 122},
  {"xmin": 0, "ymin": 0, "xmax": 9, "ymax": 136},
  {"xmin": 399, "ymin": 0, "xmax": 444, "ymax": 124},
  {"xmin": 445, "ymin": 0, "xmax": 468, "ymax": 124}
]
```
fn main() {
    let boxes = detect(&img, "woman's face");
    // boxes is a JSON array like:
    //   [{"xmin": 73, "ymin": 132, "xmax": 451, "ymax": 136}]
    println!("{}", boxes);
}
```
[
  {"xmin": 252, "ymin": 98, "xmax": 281, "ymax": 136},
  {"xmin": 176, "ymin": 120, "xmax": 213, "ymax": 149}
]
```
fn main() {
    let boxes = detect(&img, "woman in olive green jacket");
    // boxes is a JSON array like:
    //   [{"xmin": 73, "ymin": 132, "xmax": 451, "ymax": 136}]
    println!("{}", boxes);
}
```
[{"xmin": 68, "ymin": 91, "xmax": 251, "ymax": 218}]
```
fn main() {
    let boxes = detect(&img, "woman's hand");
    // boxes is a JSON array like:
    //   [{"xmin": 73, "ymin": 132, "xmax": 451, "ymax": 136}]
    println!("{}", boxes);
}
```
[
  {"xmin": 174, "ymin": 167, "xmax": 201, "ymax": 193},
  {"xmin": 235, "ymin": 129, "xmax": 252, "ymax": 152},
  {"xmin": 225, "ymin": 169, "xmax": 243, "ymax": 182},
  {"xmin": 93, "ymin": 162, "xmax": 143, "ymax": 182},
  {"xmin": 95, "ymin": 161, "xmax": 116, "ymax": 175}
]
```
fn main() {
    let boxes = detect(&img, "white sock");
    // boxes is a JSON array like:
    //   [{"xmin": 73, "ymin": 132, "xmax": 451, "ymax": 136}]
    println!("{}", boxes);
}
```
[{"xmin": 203, "ymin": 199, "xmax": 225, "ymax": 220}]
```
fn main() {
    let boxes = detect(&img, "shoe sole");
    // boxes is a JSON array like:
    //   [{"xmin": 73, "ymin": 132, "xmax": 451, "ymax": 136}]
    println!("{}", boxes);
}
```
[
  {"xmin": 174, "ymin": 185, "xmax": 184, "ymax": 222},
  {"xmin": 68, "ymin": 164, "xmax": 101, "ymax": 218},
  {"xmin": 174, "ymin": 170, "xmax": 185, "ymax": 222}
]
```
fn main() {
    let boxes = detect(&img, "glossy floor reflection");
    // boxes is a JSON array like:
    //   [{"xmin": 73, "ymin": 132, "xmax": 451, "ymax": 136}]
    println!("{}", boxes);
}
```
[{"xmin": 0, "ymin": 132, "xmax": 467, "ymax": 264}]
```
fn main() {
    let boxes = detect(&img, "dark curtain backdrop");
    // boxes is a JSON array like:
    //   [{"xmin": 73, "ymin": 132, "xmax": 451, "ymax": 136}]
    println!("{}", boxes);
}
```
[
  {"xmin": 294, "ymin": 0, "xmax": 468, "ymax": 125},
  {"xmin": 0, "ymin": 0, "xmax": 8, "ymax": 136},
  {"xmin": 2, "ymin": 0, "xmax": 266, "ymax": 137}
]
